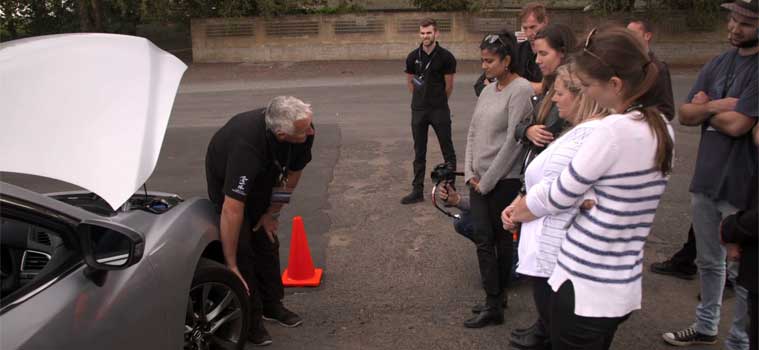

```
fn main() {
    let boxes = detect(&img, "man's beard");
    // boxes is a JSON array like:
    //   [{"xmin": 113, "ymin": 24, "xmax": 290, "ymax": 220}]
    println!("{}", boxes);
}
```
[{"xmin": 736, "ymin": 37, "xmax": 759, "ymax": 48}]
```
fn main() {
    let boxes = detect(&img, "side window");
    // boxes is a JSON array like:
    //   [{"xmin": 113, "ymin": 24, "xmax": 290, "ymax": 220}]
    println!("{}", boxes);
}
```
[{"xmin": 0, "ymin": 213, "xmax": 76, "ymax": 305}]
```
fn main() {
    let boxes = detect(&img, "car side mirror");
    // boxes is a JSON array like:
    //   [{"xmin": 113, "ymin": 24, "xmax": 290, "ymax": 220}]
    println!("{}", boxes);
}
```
[{"xmin": 77, "ymin": 220, "xmax": 145, "ymax": 271}]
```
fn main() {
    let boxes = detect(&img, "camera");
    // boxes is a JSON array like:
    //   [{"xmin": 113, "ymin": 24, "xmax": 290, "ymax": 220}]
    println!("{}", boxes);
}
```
[{"xmin": 430, "ymin": 163, "xmax": 459, "ymax": 184}]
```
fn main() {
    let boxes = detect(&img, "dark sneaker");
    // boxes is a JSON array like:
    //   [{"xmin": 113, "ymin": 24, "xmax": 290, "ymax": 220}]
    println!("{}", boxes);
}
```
[
  {"xmin": 650, "ymin": 260, "xmax": 697, "ymax": 280},
  {"xmin": 401, "ymin": 190, "xmax": 424, "ymax": 204},
  {"xmin": 247, "ymin": 322, "xmax": 273, "ymax": 347},
  {"xmin": 662, "ymin": 326, "xmax": 717, "ymax": 346},
  {"xmin": 263, "ymin": 305, "xmax": 303, "ymax": 328}
]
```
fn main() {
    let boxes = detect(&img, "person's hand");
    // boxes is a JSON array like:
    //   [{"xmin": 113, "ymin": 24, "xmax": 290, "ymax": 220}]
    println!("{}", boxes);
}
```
[
  {"xmin": 691, "ymin": 91, "xmax": 710, "ymax": 105},
  {"xmin": 254, "ymin": 212, "xmax": 279, "ymax": 243},
  {"xmin": 502, "ymin": 205, "xmax": 516, "ymax": 230},
  {"xmin": 525, "ymin": 125, "xmax": 554, "ymax": 147},
  {"xmin": 707, "ymin": 97, "xmax": 738, "ymax": 114},
  {"xmin": 753, "ymin": 122, "xmax": 759, "ymax": 146},
  {"xmin": 228, "ymin": 265, "xmax": 250, "ymax": 295},
  {"xmin": 580, "ymin": 199, "xmax": 596, "ymax": 210},
  {"xmin": 467, "ymin": 177, "xmax": 481, "ymax": 193},
  {"xmin": 440, "ymin": 183, "xmax": 460, "ymax": 206},
  {"xmin": 511, "ymin": 196, "xmax": 538, "ymax": 223},
  {"xmin": 726, "ymin": 243, "xmax": 742, "ymax": 261},
  {"xmin": 483, "ymin": 78, "xmax": 491, "ymax": 86}
]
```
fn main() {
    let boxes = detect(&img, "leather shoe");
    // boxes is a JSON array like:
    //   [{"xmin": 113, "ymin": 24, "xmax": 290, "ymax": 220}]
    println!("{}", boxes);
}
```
[
  {"xmin": 510, "ymin": 322, "xmax": 549, "ymax": 349},
  {"xmin": 471, "ymin": 299, "xmax": 508, "ymax": 313},
  {"xmin": 463, "ymin": 307, "xmax": 503, "ymax": 328}
]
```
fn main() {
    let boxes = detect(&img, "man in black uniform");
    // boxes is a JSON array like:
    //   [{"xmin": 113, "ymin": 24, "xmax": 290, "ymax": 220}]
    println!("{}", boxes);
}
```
[
  {"xmin": 402, "ymin": 18, "xmax": 457, "ymax": 204},
  {"xmin": 205, "ymin": 96, "xmax": 315, "ymax": 347}
]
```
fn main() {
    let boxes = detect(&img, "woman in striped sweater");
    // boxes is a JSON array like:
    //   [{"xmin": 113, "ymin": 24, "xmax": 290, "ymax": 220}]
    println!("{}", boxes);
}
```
[
  {"xmin": 504, "ymin": 62, "xmax": 608, "ymax": 350},
  {"xmin": 506, "ymin": 27, "xmax": 675, "ymax": 349}
]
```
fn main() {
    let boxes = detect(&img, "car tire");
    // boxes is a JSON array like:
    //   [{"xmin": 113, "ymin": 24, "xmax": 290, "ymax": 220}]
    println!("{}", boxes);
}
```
[{"xmin": 185, "ymin": 258, "xmax": 249, "ymax": 350}]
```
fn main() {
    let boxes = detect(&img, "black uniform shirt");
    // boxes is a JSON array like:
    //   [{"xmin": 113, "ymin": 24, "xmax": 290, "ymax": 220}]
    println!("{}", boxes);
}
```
[
  {"xmin": 205, "ymin": 109, "xmax": 314, "ymax": 217},
  {"xmin": 405, "ymin": 42, "xmax": 457, "ymax": 110}
]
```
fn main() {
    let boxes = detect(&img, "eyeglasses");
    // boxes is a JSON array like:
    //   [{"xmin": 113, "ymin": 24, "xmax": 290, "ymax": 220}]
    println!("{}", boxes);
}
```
[
  {"xmin": 583, "ymin": 28, "xmax": 619, "ymax": 77},
  {"xmin": 484, "ymin": 34, "xmax": 507, "ymax": 47}
]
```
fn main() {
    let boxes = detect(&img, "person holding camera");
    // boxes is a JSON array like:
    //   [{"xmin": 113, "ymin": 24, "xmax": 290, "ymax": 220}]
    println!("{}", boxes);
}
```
[
  {"xmin": 402, "ymin": 18, "xmax": 457, "ymax": 205},
  {"xmin": 204, "ymin": 96, "xmax": 315, "ymax": 347},
  {"xmin": 463, "ymin": 31, "xmax": 533, "ymax": 328}
]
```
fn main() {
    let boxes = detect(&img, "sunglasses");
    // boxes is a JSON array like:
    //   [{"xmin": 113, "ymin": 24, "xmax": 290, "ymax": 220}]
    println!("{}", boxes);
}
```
[
  {"xmin": 583, "ymin": 28, "xmax": 619, "ymax": 77},
  {"xmin": 484, "ymin": 34, "xmax": 507, "ymax": 47}
]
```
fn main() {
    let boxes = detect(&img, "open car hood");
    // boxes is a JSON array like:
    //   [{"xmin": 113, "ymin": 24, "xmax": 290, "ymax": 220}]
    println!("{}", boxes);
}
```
[{"xmin": 0, "ymin": 34, "xmax": 187, "ymax": 210}]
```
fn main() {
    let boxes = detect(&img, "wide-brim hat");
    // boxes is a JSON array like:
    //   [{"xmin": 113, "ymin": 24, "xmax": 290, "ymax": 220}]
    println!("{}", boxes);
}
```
[{"xmin": 721, "ymin": 0, "xmax": 759, "ymax": 19}]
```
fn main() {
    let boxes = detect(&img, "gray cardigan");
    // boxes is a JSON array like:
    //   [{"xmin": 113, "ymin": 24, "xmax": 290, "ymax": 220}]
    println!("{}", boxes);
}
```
[{"xmin": 464, "ymin": 77, "xmax": 534, "ymax": 194}]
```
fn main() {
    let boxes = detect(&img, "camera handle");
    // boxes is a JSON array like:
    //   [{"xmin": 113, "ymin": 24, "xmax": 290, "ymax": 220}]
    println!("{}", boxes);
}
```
[{"xmin": 430, "ymin": 173, "xmax": 464, "ymax": 220}]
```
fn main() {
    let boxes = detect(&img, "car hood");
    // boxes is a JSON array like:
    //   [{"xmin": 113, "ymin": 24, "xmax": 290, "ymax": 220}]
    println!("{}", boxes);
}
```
[{"xmin": 0, "ymin": 34, "xmax": 187, "ymax": 210}]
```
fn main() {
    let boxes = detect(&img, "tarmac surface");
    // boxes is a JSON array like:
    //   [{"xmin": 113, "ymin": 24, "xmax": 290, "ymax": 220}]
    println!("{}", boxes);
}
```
[{"xmin": 2, "ymin": 60, "xmax": 742, "ymax": 349}]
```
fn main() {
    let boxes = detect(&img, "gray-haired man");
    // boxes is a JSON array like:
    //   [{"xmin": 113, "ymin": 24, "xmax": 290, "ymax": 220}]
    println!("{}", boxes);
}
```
[{"xmin": 205, "ymin": 96, "xmax": 315, "ymax": 347}]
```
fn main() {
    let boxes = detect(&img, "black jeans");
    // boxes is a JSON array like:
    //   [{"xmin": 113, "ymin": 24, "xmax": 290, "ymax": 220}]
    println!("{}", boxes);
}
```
[
  {"xmin": 532, "ymin": 276, "xmax": 552, "ymax": 338},
  {"xmin": 238, "ymin": 216, "xmax": 285, "ymax": 332},
  {"xmin": 551, "ymin": 281, "xmax": 630, "ymax": 350},
  {"xmin": 470, "ymin": 179, "xmax": 520, "ymax": 308},
  {"xmin": 670, "ymin": 224, "xmax": 697, "ymax": 268},
  {"xmin": 411, "ymin": 108, "xmax": 456, "ymax": 190}
]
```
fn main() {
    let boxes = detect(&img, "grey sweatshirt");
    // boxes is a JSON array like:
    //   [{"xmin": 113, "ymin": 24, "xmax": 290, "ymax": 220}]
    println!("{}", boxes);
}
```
[{"xmin": 464, "ymin": 77, "xmax": 534, "ymax": 194}]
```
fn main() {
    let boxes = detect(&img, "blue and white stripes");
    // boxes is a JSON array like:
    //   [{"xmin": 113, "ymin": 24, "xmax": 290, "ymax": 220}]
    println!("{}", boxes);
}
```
[{"xmin": 525, "ymin": 111, "xmax": 674, "ymax": 318}]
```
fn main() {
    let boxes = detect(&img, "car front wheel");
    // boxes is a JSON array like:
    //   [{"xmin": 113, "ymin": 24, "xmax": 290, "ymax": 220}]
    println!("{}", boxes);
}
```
[{"xmin": 184, "ymin": 258, "xmax": 249, "ymax": 350}]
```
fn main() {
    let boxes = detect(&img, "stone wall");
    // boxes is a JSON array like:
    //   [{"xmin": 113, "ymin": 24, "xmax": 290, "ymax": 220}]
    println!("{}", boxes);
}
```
[{"xmin": 191, "ymin": 10, "xmax": 726, "ymax": 65}]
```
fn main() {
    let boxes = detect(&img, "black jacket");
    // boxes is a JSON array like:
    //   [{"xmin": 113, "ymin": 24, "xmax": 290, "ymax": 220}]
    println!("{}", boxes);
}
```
[{"xmin": 722, "ymin": 207, "xmax": 758, "ymax": 294}]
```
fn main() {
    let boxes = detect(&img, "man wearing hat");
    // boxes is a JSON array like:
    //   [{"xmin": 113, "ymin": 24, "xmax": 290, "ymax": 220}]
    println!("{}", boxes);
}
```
[{"xmin": 662, "ymin": 1, "xmax": 758, "ymax": 348}]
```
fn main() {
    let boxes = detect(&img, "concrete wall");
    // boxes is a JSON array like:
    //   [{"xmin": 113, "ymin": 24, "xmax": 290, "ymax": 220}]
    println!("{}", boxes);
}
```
[{"xmin": 191, "ymin": 10, "xmax": 727, "ymax": 65}]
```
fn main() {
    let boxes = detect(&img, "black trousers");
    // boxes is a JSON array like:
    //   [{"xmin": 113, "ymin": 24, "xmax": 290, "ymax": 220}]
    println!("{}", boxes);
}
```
[
  {"xmin": 238, "ymin": 216, "xmax": 285, "ymax": 331},
  {"xmin": 750, "ymin": 292, "xmax": 758, "ymax": 350},
  {"xmin": 550, "ymin": 281, "xmax": 630, "ymax": 350},
  {"xmin": 470, "ymin": 179, "xmax": 520, "ymax": 308},
  {"xmin": 670, "ymin": 224, "xmax": 697, "ymax": 268},
  {"xmin": 532, "ymin": 276, "xmax": 552, "ymax": 338},
  {"xmin": 411, "ymin": 108, "xmax": 456, "ymax": 190}
]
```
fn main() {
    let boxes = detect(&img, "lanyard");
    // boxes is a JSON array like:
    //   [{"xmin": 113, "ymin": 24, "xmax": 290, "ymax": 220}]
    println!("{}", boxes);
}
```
[
  {"xmin": 267, "ymin": 132, "xmax": 292, "ymax": 186},
  {"xmin": 417, "ymin": 46, "xmax": 437, "ymax": 77}
]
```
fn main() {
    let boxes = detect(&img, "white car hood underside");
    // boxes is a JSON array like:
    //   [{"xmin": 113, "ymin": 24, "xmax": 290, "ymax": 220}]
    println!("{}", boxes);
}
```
[{"xmin": 0, "ymin": 33, "xmax": 187, "ymax": 210}]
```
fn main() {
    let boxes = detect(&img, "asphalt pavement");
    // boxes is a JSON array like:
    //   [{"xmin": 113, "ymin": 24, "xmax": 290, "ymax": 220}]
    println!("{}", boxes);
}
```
[{"xmin": 1, "ymin": 60, "xmax": 741, "ymax": 350}]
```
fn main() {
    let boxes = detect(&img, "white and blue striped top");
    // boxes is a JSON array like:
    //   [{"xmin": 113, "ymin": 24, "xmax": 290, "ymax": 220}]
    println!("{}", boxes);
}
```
[{"xmin": 525, "ymin": 111, "xmax": 674, "ymax": 318}]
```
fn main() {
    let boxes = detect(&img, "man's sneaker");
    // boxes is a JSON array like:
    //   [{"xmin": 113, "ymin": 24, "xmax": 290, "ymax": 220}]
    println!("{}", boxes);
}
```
[
  {"xmin": 662, "ymin": 326, "xmax": 717, "ymax": 346},
  {"xmin": 247, "ymin": 322, "xmax": 273, "ymax": 347},
  {"xmin": 401, "ymin": 190, "xmax": 424, "ymax": 204},
  {"xmin": 650, "ymin": 260, "xmax": 697, "ymax": 280},
  {"xmin": 263, "ymin": 305, "xmax": 303, "ymax": 328}
]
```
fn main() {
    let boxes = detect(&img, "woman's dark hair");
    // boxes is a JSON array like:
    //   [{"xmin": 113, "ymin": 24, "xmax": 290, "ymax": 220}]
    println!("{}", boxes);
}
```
[
  {"xmin": 479, "ymin": 31, "xmax": 519, "ymax": 73},
  {"xmin": 534, "ymin": 23, "xmax": 579, "ymax": 123},
  {"xmin": 575, "ymin": 27, "xmax": 673, "ymax": 175}
]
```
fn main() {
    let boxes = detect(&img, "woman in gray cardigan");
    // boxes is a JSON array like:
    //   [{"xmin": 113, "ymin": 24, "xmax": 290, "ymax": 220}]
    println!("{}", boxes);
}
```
[{"xmin": 463, "ymin": 31, "xmax": 534, "ymax": 328}]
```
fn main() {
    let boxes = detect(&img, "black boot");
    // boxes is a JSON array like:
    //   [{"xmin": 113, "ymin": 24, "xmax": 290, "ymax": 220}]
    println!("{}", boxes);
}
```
[
  {"xmin": 463, "ymin": 307, "xmax": 503, "ymax": 328},
  {"xmin": 510, "ymin": 321, "xmax": 549, "ymax": 349},
  {"xmin": 400, "ymin": 189, "xmax": 424, "ymax": 204}
]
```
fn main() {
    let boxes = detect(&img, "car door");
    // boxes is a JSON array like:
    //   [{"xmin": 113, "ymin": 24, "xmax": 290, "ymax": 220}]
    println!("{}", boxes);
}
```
[{"xmin": 0, "ymin": 195, "xmax": 168, "ymax": 350}]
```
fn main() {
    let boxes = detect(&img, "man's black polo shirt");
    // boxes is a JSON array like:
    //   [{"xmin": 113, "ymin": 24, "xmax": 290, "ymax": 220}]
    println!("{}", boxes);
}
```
[
  {"xmin": 405, "ymin": 42, "xmax": 457, "ymax": 111},
  {"xmin": 205, "ymin": 108, "xmax": 314, "ymax": 218}
]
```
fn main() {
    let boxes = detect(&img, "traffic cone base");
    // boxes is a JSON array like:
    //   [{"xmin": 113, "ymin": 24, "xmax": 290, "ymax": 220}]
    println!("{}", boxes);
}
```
[{"xmin": 282, "ymin": 267, "xmax": 323, "ymax": 287}]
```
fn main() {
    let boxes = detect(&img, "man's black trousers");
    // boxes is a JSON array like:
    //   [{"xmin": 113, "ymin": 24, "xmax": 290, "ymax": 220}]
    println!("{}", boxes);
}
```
[
  {"xmin": 411, "ymin": 108, "xmax": 456, "ymax": 190},
  {"xmin": 469, "ymin": 179, "xmax": 520, "ymax": 308},
  {"xmin": 238, "ymin": 215, "xmax": 285, "ymax": 333}
]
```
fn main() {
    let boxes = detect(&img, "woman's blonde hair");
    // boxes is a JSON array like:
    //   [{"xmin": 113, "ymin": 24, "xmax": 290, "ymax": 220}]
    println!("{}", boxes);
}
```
[{"xmin": 554, "ymin": 62, "xmax": 608, "ymax": 125}]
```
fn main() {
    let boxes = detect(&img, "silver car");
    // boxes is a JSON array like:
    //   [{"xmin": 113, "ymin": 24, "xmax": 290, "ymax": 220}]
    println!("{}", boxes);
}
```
[{"xmin": 1, "ymin": 34, "xmax": 248, "ymax": 350}]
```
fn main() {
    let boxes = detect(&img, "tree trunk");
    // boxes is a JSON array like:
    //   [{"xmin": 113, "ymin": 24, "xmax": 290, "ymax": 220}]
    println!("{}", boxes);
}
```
[
  {"xmin": 78, "ymin": 0, "xmax": 92, "ymax": 32},
  {"xmin": 90, "ymin": 0, "xmax": 104, "ymax": 32}
]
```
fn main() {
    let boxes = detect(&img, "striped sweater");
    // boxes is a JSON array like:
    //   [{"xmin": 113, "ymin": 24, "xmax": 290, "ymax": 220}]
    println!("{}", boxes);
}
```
[{"xmin": 525, "ymin": 111, "xmax": 674, "ymax": 318}]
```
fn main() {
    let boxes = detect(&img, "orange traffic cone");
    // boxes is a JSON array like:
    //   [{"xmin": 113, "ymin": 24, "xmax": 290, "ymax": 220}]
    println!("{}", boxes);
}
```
[{"xmin": 281, "ymin": 216, "xmax": 323, "ymax": 287}]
